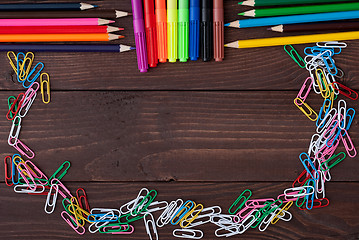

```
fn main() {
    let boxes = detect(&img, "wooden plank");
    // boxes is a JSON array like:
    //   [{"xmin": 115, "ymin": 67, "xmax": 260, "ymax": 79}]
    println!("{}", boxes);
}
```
[
  {"xmin": 0, "ymin": 182, "xmax": 358, "ymax": 240},
  {"xmin": 1, "ymin": 91, "xmax": 358, "ymax": 182},
  {"xmin": 0, "ymin": 1, "xmax": 359, "ymax": 90}
]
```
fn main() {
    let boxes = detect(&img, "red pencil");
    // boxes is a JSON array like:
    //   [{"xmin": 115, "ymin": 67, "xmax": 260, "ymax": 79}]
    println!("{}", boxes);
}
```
[
  {"xmin": 0, "ymin": 25, "xmax": 123, "ymax": 34},
  {"xmin": 144, "ymin": 0, "xmax": 158, "ymax": 68}
]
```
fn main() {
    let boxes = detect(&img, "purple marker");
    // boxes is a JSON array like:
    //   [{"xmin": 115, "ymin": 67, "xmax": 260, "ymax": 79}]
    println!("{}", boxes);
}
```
[{"xmin": 131, "ymin": 0, "xmax": 148, "ymax": 73}]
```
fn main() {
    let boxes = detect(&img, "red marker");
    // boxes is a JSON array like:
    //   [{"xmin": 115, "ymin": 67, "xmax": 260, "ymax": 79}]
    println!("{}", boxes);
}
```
[{"xmin": 144, "ymin": 0, "xmax": 158, "ymax": 67}]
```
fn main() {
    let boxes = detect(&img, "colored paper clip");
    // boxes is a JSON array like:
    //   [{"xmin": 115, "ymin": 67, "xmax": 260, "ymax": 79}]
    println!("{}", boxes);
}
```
[
  {"xmin": 17, "ymin": 163, "xmax": 37, "ymax": 191},
  {"xmin": 299, "ymin": 198, "xmax": 330, "ymax": 210},
  {"xmin": 61, "ymin": 211, "xmax": 85, "ymax": 235},
  {"xmin": 129, "ymin": 188, "xmax": 149, "ymax": 213},
  {"xmin": 11, "ymin": 154, "xmax": 22, "ymax": 185},
  {"xmin": 252, "ymin": 200, "xmax": 282, "ymax": 228},
  {"xmin": 295, "ymin": 77, "xmax": 313, "ymax": 105},
  {"xmin": 171, "ymin": 200, "xmax": 195, "ymax": 225},
  {"xmin": 343, "ymin": 108, "xmax": 355, "ymax": 136},
  {"xmin": 7, "ymin": 51, "xmax": 18, "ymax": 73},
  {"xmin": 88, "ymin": 211, "xmax": 116, "ymax": 233},
  {"xmin": 341, "ymin": 130, "xmax": 357, "ymax": 158},
  {"xmin": 40, "ymin": 72, "xmax": 50, "ymax": 104},
  {"xmin": 8, "ymin": 116, "xmax": 21, "ymax": 146},
  {"xmin": 16, "ymin": 52, "xmax": 26, "ymax": 82},
  {"xmin": 144, "ymin": 213, "xmax": 158, "ymax": 240},
  {"xmin": 6, "ymin": 93, "xmax": 25, "ymax": 121},
  {"xmin": 316, "ymin": 108, "xmax": 336, "ymax": 134},
  {"xmin": 51, "ymin": 178, "xmax": 74, "ymax": 200},
  {"xmin": 284, "ymin": 45, "xmax": 305, "ymax": 68},
  {"xmin": 131, "ymin": 189, "xmax": 157, "ymax": 216},
  {"xmin": 44, "ymin": 183, "xmax": 59, "ymax": 214},
  {"xmin": 76, "ymin": 188, "xmax": 90, "ymax": 214},
  {"xmin": 331, "ymin": 82, "xmax": 358, "ymax": 100},
  {"xmin": 228, "ymin": 189, "xmax": 252, "ymax": 215},
  {"xmin": 292, "ymin": 169, "xmax": 311, "ymax": 188},
  {"xmin": 157, "ymin": 199, "xmax": 183, "ymax": 227},
  {"xmin": 4, "ymin": 156, "xmax": 14, "ymax": 186},
  {"xmin": 24, "ymin": 160, "xmax": 48, "ymax": 185},
  {"xmin": 294, "ymin": 98, "xmax": 318, "ymax": 121},
  {"xmin": 299, "ymin": 152, "xmax": 319, "ymax": 181},
  {"xmin": 186, "ymin": 206, "xmax": 221, "ymax": 228},
  {"xmin": 320, "ymin": 152, "xmax": 346, "ymax": 172},
  {"xmin": 49, "ymin": 161, "xmax": 71, "ymax": 183},
  {"xmin": 23, "ymin": 62, "xmax": 44, "ymax": 88},
  {"xmin": 304, "ymin": 179, "xmax": 316, "ymax": 210},
  {"xmin": 99, "ymin": 223, "xmax": 134, "ymax": 234},
  {"xmin": 12, "ymin": 138, "xmax": 35, "ymax": 159},
  {"xmin": 69, "ymin": 197, "xmax": 87, "ymax": 226},
  {"xmin": 315, "ymin": 68, "xmax": 330, "ymax": 98},
  {"xmin": 18, "ymin": 87, "xmax": 37, "ymax": 118},
  {"xmin": 173, "ymin": 229, "xmax": 203, "ymax": 239},
  {"xmin": 89, "ymin": 208, "xmax": 120, "ymax": 223},
  {"xmin": 271, "ymin": 201, "xmax": 293, "ymax": 224},
  {"xmin": 7, "ymin": 96, "xmax": 19, "ymax": 123},
  {"xmin": 180, "ymin": 203, "xmax": 204, "ymax": 228}
]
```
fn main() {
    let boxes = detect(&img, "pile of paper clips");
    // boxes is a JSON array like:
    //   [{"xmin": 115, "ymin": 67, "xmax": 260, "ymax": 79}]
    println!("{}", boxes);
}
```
[{"xmin": 3, "ymin": 43, "xmax": 358, "ymax": 239}]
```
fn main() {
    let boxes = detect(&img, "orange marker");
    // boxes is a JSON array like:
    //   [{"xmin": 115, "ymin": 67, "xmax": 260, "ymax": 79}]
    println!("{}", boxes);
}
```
[{"xmin": 155, "ymin": 0, "xmax": 167, "ymax": 62}]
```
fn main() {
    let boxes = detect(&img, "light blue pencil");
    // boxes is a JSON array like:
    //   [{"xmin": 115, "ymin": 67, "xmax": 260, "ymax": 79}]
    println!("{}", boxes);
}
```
[{"xmin": 225, "ymin": 10, "xmax": 359, "ymax": 28}]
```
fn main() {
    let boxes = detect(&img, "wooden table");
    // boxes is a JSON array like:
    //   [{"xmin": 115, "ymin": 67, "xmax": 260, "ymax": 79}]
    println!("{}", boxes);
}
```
[{"xmin": 1, "ymin": 0, "xmax": 358, "ymax": 239}]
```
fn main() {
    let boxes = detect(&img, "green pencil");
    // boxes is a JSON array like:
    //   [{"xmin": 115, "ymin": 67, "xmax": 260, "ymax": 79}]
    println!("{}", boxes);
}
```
[
  {"xmin": 239, "ymin": 0, "xmax": 357, "ymax": 7},
  {"xmin": 239, "ymin": 2, "xmax": 359, "ymax": 17}
]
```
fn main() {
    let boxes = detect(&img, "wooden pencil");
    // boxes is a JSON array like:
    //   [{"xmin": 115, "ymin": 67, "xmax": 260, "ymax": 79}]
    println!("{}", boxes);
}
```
[
  {"xmin": 0, "ymin": 2, "xmax": 96, "ymax": 11},
  {"xmin": 0, "ymin": 10, "xmax": 131, "ymax": 19},
  {"xmin": 270, "ymin": 21, "xmax": 359, "ymax": 33},
  {"xmin": 239, "ymin": 0, "xmax": 357, "ymax": 7}
]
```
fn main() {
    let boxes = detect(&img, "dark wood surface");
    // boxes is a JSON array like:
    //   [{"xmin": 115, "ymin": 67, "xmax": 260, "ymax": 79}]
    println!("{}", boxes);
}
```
[{"xmin": 0, "ymin": 0, "xmax": 359, "ymax": 240}]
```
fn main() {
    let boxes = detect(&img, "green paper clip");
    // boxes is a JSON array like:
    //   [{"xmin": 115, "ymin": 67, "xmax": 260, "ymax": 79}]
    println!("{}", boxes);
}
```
[
  {"xmin": 284, "ymin": 45, "xmax": 305, "ymax": 68},
  {"xmin": 228, "ymin": 189, "xmax": 252, "ymax": 215},
  {"xmin": 48, "ymin": 161, "xmax": 71, "ymax": 183}
]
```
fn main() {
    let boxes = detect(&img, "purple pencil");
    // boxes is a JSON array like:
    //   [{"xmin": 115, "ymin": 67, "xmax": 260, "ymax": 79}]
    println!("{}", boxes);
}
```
[{"xmin": 131, "ymin": 0, "xmax": 148, "ymax": 73}]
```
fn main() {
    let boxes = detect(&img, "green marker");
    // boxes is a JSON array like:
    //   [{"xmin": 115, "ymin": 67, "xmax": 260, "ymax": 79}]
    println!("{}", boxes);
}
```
[
  {"xmin": 178, "ymin": 0, "xmax": 189, "ymax": 62},
  {"xmin": 167, "ymin": 0, "xmax": 178, "ymax": 62}
]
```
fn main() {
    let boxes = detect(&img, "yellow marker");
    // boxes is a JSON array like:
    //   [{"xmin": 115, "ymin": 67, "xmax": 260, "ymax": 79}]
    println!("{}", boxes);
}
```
[
  {"xmin": 225, "ymin": 30, "xmax": 359, "ymax": 49},
  {"xmin": 167, "ymin": 0, "xmax": 178, "ymax": 62}
]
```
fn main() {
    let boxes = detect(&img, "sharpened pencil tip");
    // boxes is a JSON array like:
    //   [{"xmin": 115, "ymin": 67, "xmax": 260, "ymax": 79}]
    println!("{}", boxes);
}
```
[
  {"xmin": 238, "ymin": 1, "xmax": 243, "ymax": 4},
  {"xmin": 130, "ymin": 47, "xmax": 136, "ymax": 50},
  {"xmin": 224, "ymin": 23, "xmax": 229, "ymax": 27},
  {"xmin": 109, "ymin": 20, "xmax": 115, "ymax": 23},
  {"xmin": 93, "ymin": 5, "xmax": 98, "ymax": 8},
  {"xmin": 238, "ymin": 12, "xmax": 245, "ymax": 16}
]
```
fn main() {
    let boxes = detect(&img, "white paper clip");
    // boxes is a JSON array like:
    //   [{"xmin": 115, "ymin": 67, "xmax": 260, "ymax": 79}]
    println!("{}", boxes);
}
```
[
  {"xmin": 173, "ymin": 229, "xmax": 203, "ymax": 239},
  {"xmin": 144, "ymin": 213, "xmax": 158, "ymax": 240},
  {"xmin": 8, "ymin": 116, "xmax": 21, "ymax": 146},
  {"xmin": 44, "ymin": 183, "xmax": 59, "ymax": 214}
]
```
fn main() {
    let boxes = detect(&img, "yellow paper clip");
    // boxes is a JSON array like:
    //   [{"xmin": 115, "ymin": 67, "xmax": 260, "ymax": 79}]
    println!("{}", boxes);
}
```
[
  {"xmin": 271, "ymin": 201, "xmax": 293, "ymax": 224},
  {"xmin": 7, "ymin": 51, "xmax": 18, "ymax": 73},
  {"xmin": 316, "ymin": 68, "xmax": 330, "ymax": 99},
  {"xmin": 19, "ymin": 52, "xmax": 35, "ymax": 81},
  {"xmin": 40, "ymin": 73, "xmax": 50, "ymax": 104},
  {"xmin": 180, "ymin": 203, "xmax": 204, "ymax": 228},
  {"xmin": 294, "ymin": 98, "xmax": 318, "ymax": 122}
]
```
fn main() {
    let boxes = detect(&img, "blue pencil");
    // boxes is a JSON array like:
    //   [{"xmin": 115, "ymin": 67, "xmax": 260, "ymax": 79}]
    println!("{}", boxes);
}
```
[
  {"xmin": 189, "ymin": 0, "xmax": 200, "ymax": 61},
  {"xmin": 225, "ymin": 10, "xmax": 359, "ymax": 28},
  {"xmin": 0, "ymin": 44, "xmax": 135, "ymax": 52}
]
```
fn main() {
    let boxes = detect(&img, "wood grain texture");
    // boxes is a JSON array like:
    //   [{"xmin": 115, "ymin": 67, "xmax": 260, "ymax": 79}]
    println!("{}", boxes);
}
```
[
  {"xmin": 0, "ymin": 0, "xmax": 359, "ymax": 90},
  {"xmin": 1, "ymin": 91, "xmax": 358, "ymax": 182},
  {"xmin": 0, "ymin": 182, "xmax": 358, "ymax": 240}
]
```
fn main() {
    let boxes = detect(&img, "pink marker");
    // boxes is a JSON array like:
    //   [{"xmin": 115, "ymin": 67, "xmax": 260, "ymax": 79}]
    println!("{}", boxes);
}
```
[{"xmin": 0, "ymin": 18, "xmax": 113, "ymax": 26}]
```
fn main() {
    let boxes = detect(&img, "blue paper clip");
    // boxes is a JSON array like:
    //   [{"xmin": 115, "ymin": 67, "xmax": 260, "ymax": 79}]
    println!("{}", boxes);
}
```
[
  {"xmin": 341, "ymin": 108, "xmax": 355, "ymax": 137},
  {"xmin": 23, "ymin": 62, "xmax": 44, "ymax": 88},
  {"xmin": 171, "ymin": 200, "xmax": 194, "ymax": 225},
  {"xmin": 316, "ymin": 99, "xmax": 331, "ymax": 128},
  {"xmin": 299, "ymin": 153, "xmax": 319, "ymax": 181},
  {"xmin": 11, "ymin": 153, "xmax": 22, "ymax": 185},
  {"xmin": 305, "ymin": 179, "xmax": 315, "ymax": 210}
]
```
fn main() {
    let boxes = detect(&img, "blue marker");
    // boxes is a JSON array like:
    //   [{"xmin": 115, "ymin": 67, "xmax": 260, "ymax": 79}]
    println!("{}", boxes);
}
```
[{"xmin": 189, "ymin": 0, "xmax": 200, "ymax": 61}]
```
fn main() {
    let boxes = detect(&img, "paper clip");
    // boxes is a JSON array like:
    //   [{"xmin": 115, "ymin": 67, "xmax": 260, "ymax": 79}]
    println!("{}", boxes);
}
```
[
  {"xmin": 228, "ymin": 189, "xmax": 252, "ymax": 215},
  {"xmin": 51, "ymin": 178, "xmax": 74, "ymax": 200},
  {"xmin": 7, "ymin": 51, "xmax": 18, "ymax": 73},
  {"xmin": 61, "ymin": 211, "xmax": 85, "ymax": 235},
  {"xmin": 18, "ymin": 87, "xmax": 37, "ymax": 118},
  {"xmin": 17, "ymin": 163, "xmax": 37, "ymax": 190},
  {"xmin": 171, "ymin": 200, "xmax": 195, "ymax": 225},
  {"xmin": 299, "ymin": 152, "xmax": 319, "ymax": 181},
  {"xmin": 40, "ymin": 72, "xmax": 50, "ymax": 104},
  {"xmin": 294, "ymin": 98, "xmax": 318, "ymax": 121},
  {"xmin": 88, "ymin": 211, "xmax": 116, "ymax": 233},
  {"xmin": 16, "ymin": 52, "xmax": 26, "ymax": 82},
  {"xmin": 186, "ymin": 206, "xmax": 221, "ymax": 228},
  {"xmin": 341, "ymin": 130, "xmax": 357, "ymax": 158},
  {"xmin": 144, "ymin": 213, "xmax": 158, "ymax": 240},
  {"xmin": 295, "ymin": 77, "xmax": 313, "ymax": 106},
  {"xmin": 24, "ymin": 160, "xmax": 48, "ymax": 184},
  {"xmin": 315, "ymin": 170, "xmax": 326, "ymax": 199},
  {"xmin": 331, "ymin": 82, "xmax": 358, "ymax": 100},
  {"xmin": 157, "ymin": 199, "xmax": 183, "ymax": 227},
  {"xmin": 44, "ymin": 183, "xmax": 59, "ymax": 214},
  {"xmin": 173, "ymin": 229, "xmax": 203, "ymax": 239},
  {"xmin": 76, "ymin": 188, "xmax": 90, "ymax": 214},
  {"xmin": 48, "ymin": 161, "xmax": 71, "ymax": 183},
  {"xmin": 320, "ymin": 152, "xmax": 346, "ymax": 172},
  {"xmin": 271, "ymin": 201, "xmax": 293, "ymax": 224},
  {"xmin": 6, "ymin": 93, "xmax": 25, "ymax": 121},
  {"xmin": 299, "ymin": 198, "xmax": 330, "ymax": 210},
  {"xmin": 8, "ymin": 116, "xmax": 22, "ymax": 146},
  {"xmin": 13, "ymin": 139, "xmax": 35, "ymax": 159},
  {"xmin": 317, "ymin": 41, "xmax": 347, "ymax": 49},
  {"xmin": 99, "ymin": 224, "xmax": 134, "ymax": 234},
  {"xmin": 284, "ymin": 186, "xmax": 314, "ymax": 198},
  {"xmin": 23, "ymin": 62, "xmax": 44, "ymax": 88},
  {"xmin": 284, "ymin": 45, "xmax": 305, "ymax": 68},
  {"xmin": 14, "ymin": 184, "xmax": 45, "ymax": 194},
  {"xmin": 7, "ymin": 96, "xmax": 19, "ymax": 122},
  {"xmin": 317, "ymin": 108, "xmax": 336, "ymax": 134},
  {"xmin": 4, "ymin": 156, "xmax": 14, "ymax": 187},
  {"xmin": 315, "ymin": 68, "xmax": 330, "ymax": 98},
  {"xmin": 305, "ymin": 179, "xmax": 316, "ymax": 210},
  {"xmin": 131, "ymin": 189, "xmax": 157, "ymax": 216},
  {"xmin": 338, "ymin": 100, "xmax": 347, "ymax": 130},
  {"xmin": 146, "ymin": 201, "xmax": 169, "ymax": 213},
  {"xmin": 129, "ymin": 188, "xmax": 149, "ymax": 213},
  {"xmin": 252, "ymin": 200, "xmax": 282, "ymax": 229},
  {"xmin": 89, "ymin": 208, "xmax": 120, "ymax": 223},
  {"xmin": 180, "ymin": 203, "xmax": 204, "ymax": 228}
]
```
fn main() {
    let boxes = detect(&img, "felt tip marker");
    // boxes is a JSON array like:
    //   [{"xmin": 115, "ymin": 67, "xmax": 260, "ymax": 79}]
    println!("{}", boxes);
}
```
[
  {"xmin": 178, "ymin": 0, "xmax": 189, "ymax": 62},
  {"xmin": 201, "ymin": 0, "xmax": 212, "ymax": 62},
  {"xmin": 155, "ymin": 0, "xmax": 167, "ymax": 63},
  {"xmin": 144, "ymin": 0, "xmax": 158, "ymax": 67},
  {"xmin": 189, "ymin": 0, "xmax": 200, "ymax": 61},
  {"xmin": 167, "ymin": 0, "xmax": 178, "ymax": 63},
  {"xmin": 213, "ymin": 0, "xmax": 224, "ymax": 61}
]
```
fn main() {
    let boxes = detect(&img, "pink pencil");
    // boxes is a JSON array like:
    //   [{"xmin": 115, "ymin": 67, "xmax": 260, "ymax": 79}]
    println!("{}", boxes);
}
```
[{"xmin": 0, "ymin": 18, "xmax": 114, "ymax": 26}]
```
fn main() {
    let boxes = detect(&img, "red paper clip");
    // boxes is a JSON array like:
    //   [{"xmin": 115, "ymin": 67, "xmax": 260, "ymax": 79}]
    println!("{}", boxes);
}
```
[
  {"xmin": 299, "ymin": 198, "xmax": 329, "ymax": 210},
  {"xmin": 6, "ymin": 93, "xmax": 25, "ymax": 120},
  {"xmin": 331, "ymin": 82, "xmax": 358, "ymax": 100},
  {"xmin": 76, "ymin": 188, "xmax": 91, "ymax": 214},
  {"xmin": 292, "ymin": 169, "xmax": 311, "ymax": 188}
]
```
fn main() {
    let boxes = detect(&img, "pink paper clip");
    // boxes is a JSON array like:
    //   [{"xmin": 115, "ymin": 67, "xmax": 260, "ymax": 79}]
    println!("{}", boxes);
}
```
[
  {"xmin": 102, "ymin": 225, "xmax": 135, "ymax": 234},
  {"xmin": 12, "ymin": 139, "xmax": 35, "ymax": 159},
  {"xmin": 245, "ymin": 198, "xmax": 275, "ymax": 209},
  {"xmin": 61, "ymin": 211, "xmax": 85, "ymax": 235},
  {"xmin": 51, "ymin": 178, "xmax": 74, "ymax": 200},
  {"xmin": 341, "ymin": 130, "xmax": 357, "ymax": 158},
  {"xmin": 25, "ymin": 160, "xmax": 48, "ymax": 185},
  {"xmin": 295, "ymin": 77, "xmax": 313, "ymax": 105},
  {"xmin": 234, "ymin": 206, "xmax": 255, "ymax": 223},
  {"xmin": 17, "ymin": 162, "xmax": 37, "ymax": 191}
]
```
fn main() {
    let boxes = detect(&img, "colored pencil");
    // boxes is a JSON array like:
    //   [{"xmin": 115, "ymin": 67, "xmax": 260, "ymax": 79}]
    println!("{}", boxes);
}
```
[
  {"xmin": 269, "ymin": 21, "xmax": 359, "ymax": 33},
  {"xmin": 0, "ymin": 2, "xmax": 96, "ymax": 11},
  {"xmin": 239, "ymin": 0, "xmax": 357, "ymax": 7},
  {"xmin": 239, "ymin": 2, "xmax": 359, "ymax": 17},
  {"xmin": 0, "ymin": 10, "xmax": 130, "ymax": 19},
  {"xmin": 0, "ymin": 18, "xmax": 113, "ymax": 27},
  {"xmin": 226, "ymin": 10, "xmax": 359, "ymax": 29},
  {"xmin": 0, "ymin": 26, "xmax": 122, "ymax": 34},
  {"xmin": 225, "ymin": 31, "xmax": 359, "ymax": 49},
  {"xmin": 0, "ymin": 44, "xmax": 135, "ymax": 52},
  {"xmin": 0, "ymin": 33, "xmax": 122, "ymax": 42}
]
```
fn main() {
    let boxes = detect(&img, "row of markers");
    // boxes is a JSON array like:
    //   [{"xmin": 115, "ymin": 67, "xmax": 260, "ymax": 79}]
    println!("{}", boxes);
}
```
[
  {"xmin": 3, "ymin": 44, "xmax": 357, "ymax": 238},
  {"xmin": 131, "ymin": 0, "xmax": 224, "ymax": 73}
]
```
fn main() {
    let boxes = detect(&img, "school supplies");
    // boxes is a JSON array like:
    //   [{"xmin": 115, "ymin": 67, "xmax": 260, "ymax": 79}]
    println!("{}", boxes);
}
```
[
  {"xmin": 0, "ymin": 44, "xmax": 135, "ymax": 52},
  {"xmin": 155, "ymin": 0, "xmax": 167, "ymax": 63},
  {"xmin": 226, "ymin": 10, "xmax": 359, "ymax": 29},
  {"xmin": 0, "ymin": 10, "xmax": 130, "ymax": 19},
  {"xmin": 167, "ymin": 0, "xmax": 178, "ymax": 62},
  {"xmin": 144, "ymin": 0, "xmax": 158, "ymax": 68},
  {"xmin": 213, "ymin": 0, "xmax": 224, "ymax": 62},
  {"xmin": 239, "ymin": 0, "xmax": 357, "ymax": 7},
  {"xmin": 0, "ymin": 18, "xmax": 114, "ymax": 26},
  {"xmin": 0, "ymin": 33, "xmax": 123, "ymax": 42},
  {"xmin": 270, "ymin": 21, "xmax": 359, "ymax": 33},
  {"xmin": 201, "ymin": 0, "xmax": 212, "ymax": 62},
  {"xmin": 239, "ymin": 2, "xmax": 359, "ymax": 17},
  {"xmin": 178, "ymin": 0, "xmax": 189, "ymax": 62},
  {"xmin": 225, "ymin": 31, "xmax": 359, "ymax": 49},
  {"xmin": 0, "ymin": 2, "xmax": 96, "ymax": 11},
  {"xmin": 132, "ymin": 0, "xmax": 149, "ymax": 73},
  {"xmin": 0, "ymin": 26, "xmax": 122, "ymax": 34},
  {"xmin": 40, "ymin": 73, "xmax": 50, "ymax": 104},
  {"xmin": 189, "ymin": 0, "xmax": 200, "ymax": 61}
]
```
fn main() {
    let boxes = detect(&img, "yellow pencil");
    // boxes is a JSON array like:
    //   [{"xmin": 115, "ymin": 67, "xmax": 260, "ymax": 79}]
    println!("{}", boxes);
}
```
[{"xmin": 225, "ymin": 30, "xmax": 359, "ymax": 49}]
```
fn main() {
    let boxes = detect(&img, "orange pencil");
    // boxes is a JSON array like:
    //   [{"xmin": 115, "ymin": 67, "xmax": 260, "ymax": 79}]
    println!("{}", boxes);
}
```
[
  {"xmin": 0, "ymin": 33, "xmax": 123, "ymax": 42},
  {"xmin": 155, "ymin": 0, "xmax": 167, "ymax": 62}
]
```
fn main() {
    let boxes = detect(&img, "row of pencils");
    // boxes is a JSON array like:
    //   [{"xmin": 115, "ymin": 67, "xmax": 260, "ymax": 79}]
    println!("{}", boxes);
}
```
[{"xmin": 131, "ymin": 0, "xmax": 224, "ymax": 73}]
